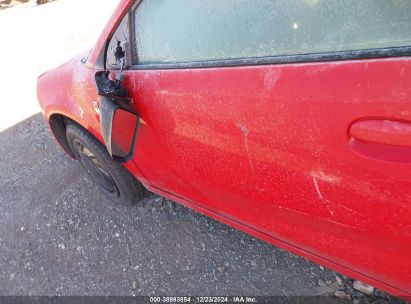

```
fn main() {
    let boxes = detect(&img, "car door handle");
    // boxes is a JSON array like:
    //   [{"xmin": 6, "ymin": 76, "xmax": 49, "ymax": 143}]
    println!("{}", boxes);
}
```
[
  {"xmin": 349, "ymin": 119, "xmax": 411, "ymax": 163},
  {"xmin": 349, "ymin": 119, "xmax": 411, "ymax": 147}
]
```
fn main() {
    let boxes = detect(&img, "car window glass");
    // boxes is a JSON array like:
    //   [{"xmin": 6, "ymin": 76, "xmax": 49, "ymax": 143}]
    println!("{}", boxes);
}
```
[{"xmin": 134, "ymin": 0, "xmax": 411, "ymax": 64}]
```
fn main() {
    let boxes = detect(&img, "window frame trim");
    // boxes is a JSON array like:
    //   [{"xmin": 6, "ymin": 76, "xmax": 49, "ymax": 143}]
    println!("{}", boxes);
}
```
[
  {"xmin": 120, "ymin": 0, "xmax": 411, "ymax": 71},
  {"xmin": 130, "ymin": 46, "xmax": 411, "ymax": 70}
]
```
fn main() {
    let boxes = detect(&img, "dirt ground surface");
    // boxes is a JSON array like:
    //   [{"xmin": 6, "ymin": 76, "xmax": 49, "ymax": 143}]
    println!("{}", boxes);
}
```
[{"xmin": 0, "ymin": 1, "xmax": 407, "ymax": 303}]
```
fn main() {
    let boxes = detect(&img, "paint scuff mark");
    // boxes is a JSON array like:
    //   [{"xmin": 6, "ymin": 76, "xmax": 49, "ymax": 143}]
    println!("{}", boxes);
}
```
[
  {"xmin": 400, "ymin": 67, "xmax": 406, "ymax": 77},
  {"xmin": 79, "ymin": 107, "xmax": 84, "ymax": 118},
  {"xmin": 263, "ymin": 69, "xmax": 281, "ymax": 90},
  {"xmin": 237, "ymin": 123, "xmax": 253, "ymax": 170},
  {"xmin": 311, "ymin": 170, "xmax": 342, "ymax": 184},
  {"xmin": 311, "ymin": 173, "xmax": 361, "ymax": 218},
  {"xmin": 313, "ymin": 176, "xmax": 324, "ymax": 200},
  {"xmin": 312, "ymin": 176, "xmax": 334, "ymax": 216}
]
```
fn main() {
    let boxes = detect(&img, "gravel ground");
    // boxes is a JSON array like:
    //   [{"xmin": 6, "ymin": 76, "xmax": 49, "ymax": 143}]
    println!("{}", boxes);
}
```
[{"xmin": 0, "ymin": 113, "xmax": 406, "ymax": 303}]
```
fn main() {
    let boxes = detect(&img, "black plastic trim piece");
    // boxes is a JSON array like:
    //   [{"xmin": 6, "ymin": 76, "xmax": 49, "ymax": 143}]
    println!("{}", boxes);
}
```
[{"xmin": 49, "ymin": 114, "xmax": 76, "ymax": 159}]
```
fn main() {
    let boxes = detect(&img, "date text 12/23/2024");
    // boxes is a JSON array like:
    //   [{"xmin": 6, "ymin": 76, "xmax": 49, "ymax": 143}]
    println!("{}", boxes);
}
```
[{"xmin": 149, "ymin": 297, "xmax": 257, "ymax": 303}]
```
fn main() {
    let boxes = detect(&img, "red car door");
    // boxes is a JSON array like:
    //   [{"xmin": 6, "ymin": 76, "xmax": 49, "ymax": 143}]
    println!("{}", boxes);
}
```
[{"xmin": 107, "ymin": 0, "xmax": 411, "ymax": 296}]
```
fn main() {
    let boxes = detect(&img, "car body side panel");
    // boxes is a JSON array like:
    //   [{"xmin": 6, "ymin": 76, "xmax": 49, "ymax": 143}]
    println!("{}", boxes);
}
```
[{"xmin": 121, "ymin": 58, "xmax": 411, "ymax": 295}]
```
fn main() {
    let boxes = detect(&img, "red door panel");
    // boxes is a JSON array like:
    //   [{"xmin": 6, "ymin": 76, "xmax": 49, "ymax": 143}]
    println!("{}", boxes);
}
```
[{"xmin": 123, "ymin": 57, "xmax": 411, "ymax": 293}]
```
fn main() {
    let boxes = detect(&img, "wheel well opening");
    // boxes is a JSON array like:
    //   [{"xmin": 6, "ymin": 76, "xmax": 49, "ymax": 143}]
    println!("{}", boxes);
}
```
[{"xmin": 49, "ymin": 114, "xmax": 76, "ymax": 159}]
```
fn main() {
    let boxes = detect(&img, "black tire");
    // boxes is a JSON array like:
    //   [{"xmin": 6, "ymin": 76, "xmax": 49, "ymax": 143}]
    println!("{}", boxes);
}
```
[{"xmin": 65, "ymin": 121, "xmax": 146, "ymax": 206}]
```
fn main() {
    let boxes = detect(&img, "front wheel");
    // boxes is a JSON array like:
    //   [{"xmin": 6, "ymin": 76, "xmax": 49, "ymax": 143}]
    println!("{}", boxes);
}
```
[{"xmin": 66, "ymin": 121, "xmax": 146, "ymax": 206}]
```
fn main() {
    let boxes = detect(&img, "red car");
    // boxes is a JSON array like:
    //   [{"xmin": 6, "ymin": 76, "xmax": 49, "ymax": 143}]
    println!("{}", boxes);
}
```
[{"xmin": 37, "ymin": 0, "xmax": 411, "ymax": 298}]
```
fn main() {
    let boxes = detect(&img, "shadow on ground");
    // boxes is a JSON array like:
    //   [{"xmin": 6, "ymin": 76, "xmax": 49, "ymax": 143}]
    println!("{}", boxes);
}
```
[{"xmin": 0, "ymin": 113, "xmax": 405, "ymax": 304}]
